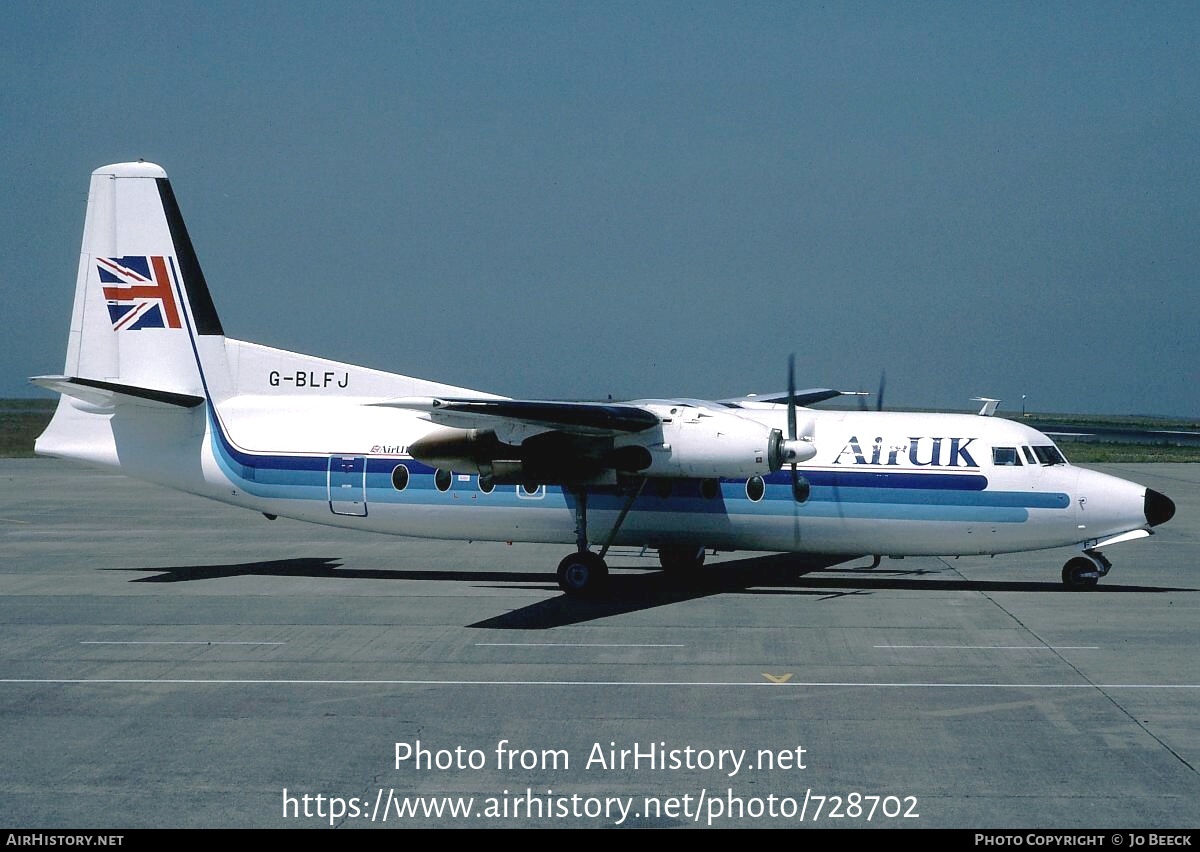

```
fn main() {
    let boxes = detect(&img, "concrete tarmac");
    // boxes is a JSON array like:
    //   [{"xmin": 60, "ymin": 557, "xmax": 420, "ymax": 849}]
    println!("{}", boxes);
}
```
[{"xmin": 1, "ymin": 459, "xmax": 1197, "ymax": 829}]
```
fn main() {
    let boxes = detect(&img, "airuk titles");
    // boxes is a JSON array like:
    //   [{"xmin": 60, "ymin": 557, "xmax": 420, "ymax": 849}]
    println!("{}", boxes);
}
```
[
  {"xmin": 834, "ymin": 436, "xmax": 980, "ymax": 468},
  {"xmin": 269, "ymin": 370, "xmax": 350, "ymax": 389}
]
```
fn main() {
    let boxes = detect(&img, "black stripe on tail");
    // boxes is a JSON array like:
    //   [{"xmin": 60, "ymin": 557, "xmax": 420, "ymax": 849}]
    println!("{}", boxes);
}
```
[{"xmin": 156, "ymin": 178, "xmax": 224, "ymax": 336}]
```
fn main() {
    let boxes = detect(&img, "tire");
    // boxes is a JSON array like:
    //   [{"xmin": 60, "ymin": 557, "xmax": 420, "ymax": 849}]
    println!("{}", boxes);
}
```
[
  {"xmin": 557, "ymin": 551, "xmax": 608, "ymax": 597},
  {"xmin": 658, "ymin": 545, "xmax": 706, "ymax": 573},
  {"xmin": 1062, "ymin": 556, "xmax": 1100, "ymax": 590}
]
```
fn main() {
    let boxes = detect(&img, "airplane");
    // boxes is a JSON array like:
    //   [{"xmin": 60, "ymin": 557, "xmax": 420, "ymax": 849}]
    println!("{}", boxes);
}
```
[{"xmin": 32, "ymin": 162, "xmax": 1176, "ymax": 597}]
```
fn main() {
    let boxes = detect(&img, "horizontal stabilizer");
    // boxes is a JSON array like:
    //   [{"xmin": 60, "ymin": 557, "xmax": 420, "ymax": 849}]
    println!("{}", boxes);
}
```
[
  {"xmin": 31, "ymin": 375, "xmax": 205, "ymax": 409},
  {"xmin": 972, "ymin": 397, "xmax": 1001, "ymax": 417}
]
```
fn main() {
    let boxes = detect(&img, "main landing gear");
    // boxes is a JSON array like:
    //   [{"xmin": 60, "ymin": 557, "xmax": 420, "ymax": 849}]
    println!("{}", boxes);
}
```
[
  {"xmin": 556, "ymin": 551, "xmax": 608, "ymax": 597},
  {"xmin": 658, "ymin": 545, "xmax": 706, "ymax": 573},
  {"xmin": 1061, "ymin": 550, "xmax": 1111, "ymax": 590},
  {"xmin": 557, "ymin": 480, "xmax": 646, "ymax": 597},
  {"xmin": 557, "ymin": 541, "xmax": 707, "ymax": 596}
]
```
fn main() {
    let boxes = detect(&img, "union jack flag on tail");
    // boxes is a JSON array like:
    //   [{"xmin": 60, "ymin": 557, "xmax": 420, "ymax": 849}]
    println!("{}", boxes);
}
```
[{"xmin": 98, "ymin": 255, "xmax": 182, "ymax": 331}]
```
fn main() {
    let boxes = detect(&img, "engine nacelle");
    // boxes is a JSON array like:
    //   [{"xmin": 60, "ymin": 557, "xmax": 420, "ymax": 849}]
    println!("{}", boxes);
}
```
[
  {"xmin": 409, "ymin": 428, "xmax": 612, "ymax": 484},
  {"xmin": 408, "ymin": 404, "xmax": 812, "ymax": 485},
  {"xmin": 408, "ymin": 428, "xmax": 506, "ymax": 473},
  {"xmin": 619, "ymin": 403, "xmax": 783, "ymax": 479}
]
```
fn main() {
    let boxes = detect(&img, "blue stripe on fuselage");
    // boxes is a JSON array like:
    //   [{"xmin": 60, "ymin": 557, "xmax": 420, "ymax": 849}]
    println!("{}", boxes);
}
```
[
  {"xmin": 169, "ymin": 261, "xmax": 1066, "ymax": 525},
  {"xmin": 204, "ymin": 423, "xmax": 1066, "ymax": 523}
]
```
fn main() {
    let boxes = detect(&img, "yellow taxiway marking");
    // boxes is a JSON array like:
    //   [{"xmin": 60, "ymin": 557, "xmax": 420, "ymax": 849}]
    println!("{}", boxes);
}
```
[{"xmin": 762, "ymin": 673, "xmax": 794, "ymax": 684}]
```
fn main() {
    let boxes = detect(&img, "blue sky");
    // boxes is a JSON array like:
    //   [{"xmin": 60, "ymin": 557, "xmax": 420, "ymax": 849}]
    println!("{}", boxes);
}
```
[{"xmin": 3, "ymin": 1, "xmax": 1198, "ymax": 416}]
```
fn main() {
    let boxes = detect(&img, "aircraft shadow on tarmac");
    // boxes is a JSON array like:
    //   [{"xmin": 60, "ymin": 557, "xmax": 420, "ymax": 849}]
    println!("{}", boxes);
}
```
[
  {"xmin": 110, "ymin": 558, "xmax": 551, "ymax": 586},
  {"xmin": 106, "ymin": 554, "xmax": 1194, "ymax": 630},
  {"xmin": 468, "ymin": 556, "xmax": 1196, "ymax": 629}
]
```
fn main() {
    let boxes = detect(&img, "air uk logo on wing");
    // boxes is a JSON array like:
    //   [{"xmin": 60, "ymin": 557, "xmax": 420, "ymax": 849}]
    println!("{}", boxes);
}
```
[{"xmin": 98, "ymin": 256, "xmax": 182, "ymax": 331}]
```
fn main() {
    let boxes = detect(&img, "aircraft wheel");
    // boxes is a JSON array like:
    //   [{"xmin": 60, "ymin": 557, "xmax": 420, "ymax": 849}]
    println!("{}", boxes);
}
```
[
  {"xmin": 658, "ymin": 545, "xmax": 706, "ymax": 573},
  {"xmin": 1062, "ymin": 556, "xmax": 1100, "ymax": 590},
  {"xmin": 557, "ymin": 551, "xmax": 608, "ymax": 597}
]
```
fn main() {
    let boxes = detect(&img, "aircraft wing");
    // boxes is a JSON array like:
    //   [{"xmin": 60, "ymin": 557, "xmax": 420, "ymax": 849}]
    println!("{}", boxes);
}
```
[
  {"xmin": 721, "ymin": 388, "xmax": 861, "ymax": 407},
  {"xmin": 378, "ymin": 391, "xmax": 812, "ymax": 485},
  {"xmin": 375, "ymin": 397, "xmax": 660, "ymax": 436}
]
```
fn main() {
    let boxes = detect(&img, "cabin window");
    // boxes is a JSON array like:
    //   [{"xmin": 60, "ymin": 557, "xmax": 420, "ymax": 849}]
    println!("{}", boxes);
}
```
[
  {"xmin": 746, "ymin": 475, "xmax": 765, "ymax": 502},
  {"xmin": 434, "ymin": 468, "xmax": 452, "ymax": 492},
  {"xmin": 1022, "ymin": 446, "xmax": 1037, "ymax": 465},
  {"xmin": 1032, "ymin": 445, "xmax": 1066, "ymax": 466},
  {"xmin": 391, "ymin": 464, "xmax": 410, "ymax": 491},
  {"xmin": 992, "ymin": 447, "xmax": 1021, "ymax": 466}
]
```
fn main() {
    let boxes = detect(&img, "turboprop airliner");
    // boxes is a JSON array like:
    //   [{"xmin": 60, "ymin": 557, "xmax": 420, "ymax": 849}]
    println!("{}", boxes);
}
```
[{"xmin": 33, "ymin": 162, "xmax": 1176, "ymax": 596}]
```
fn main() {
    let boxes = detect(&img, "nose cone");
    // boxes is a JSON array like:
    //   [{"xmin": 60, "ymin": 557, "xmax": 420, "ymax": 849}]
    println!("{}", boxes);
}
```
[{"xmin": 1145, "ymin": 488, "xmax": 1176, "ymax": 527}]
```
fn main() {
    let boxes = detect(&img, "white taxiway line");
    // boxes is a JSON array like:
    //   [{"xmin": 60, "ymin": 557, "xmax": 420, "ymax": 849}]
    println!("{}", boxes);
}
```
[
  {"xmin": 475, "ymin": 643, "xmax": 685, "ymax": 648},
  {"xmin": 875, "ymin": 645, "xmax": 1100, "ymax": 650},
  {"xmin": 80, "ymin": 641, "xmax": 287, "ymax": 645}
]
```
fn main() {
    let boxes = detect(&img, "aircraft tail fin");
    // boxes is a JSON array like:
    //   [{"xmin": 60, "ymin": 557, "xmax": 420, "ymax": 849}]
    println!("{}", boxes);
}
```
[
  {"xmin": 35, "ymin": 162, "xmax": 231, "ymax": 465},
  {"xmin": 35, "ymin": 161, "xmax": 496, "ymax": 468},
  {"xmin": 55, "ymin": 161, "xmax": 225, "ymax": 398}
]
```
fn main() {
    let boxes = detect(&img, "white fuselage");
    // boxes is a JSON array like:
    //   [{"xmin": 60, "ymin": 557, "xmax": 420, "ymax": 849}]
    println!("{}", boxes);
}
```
[{"xmin": 40, "ymin": 389, "xmax": 1150, "ymax": 559}]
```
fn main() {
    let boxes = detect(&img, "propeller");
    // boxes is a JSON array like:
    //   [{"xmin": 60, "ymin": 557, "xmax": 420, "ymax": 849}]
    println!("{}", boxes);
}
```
[
  {"xmin": 784, "ymin": 354, "xmax": 811, "ymax": 503},
  {"xmin": 858, "ymin": 369, "xmax": 887, "ymax": 412}
]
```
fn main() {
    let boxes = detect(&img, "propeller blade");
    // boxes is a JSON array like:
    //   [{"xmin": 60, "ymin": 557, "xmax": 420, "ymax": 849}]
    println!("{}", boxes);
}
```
[
  {"xmin": 859, "ymin": 369, "xmax": 886, "ymax": 411},
  {"xmin": 787, "ymin": 354, "xmax": 797, "ymax": 440},
  {"xmin": 785, "ymin": 355, "xmax": 809, "ymax": 502}
]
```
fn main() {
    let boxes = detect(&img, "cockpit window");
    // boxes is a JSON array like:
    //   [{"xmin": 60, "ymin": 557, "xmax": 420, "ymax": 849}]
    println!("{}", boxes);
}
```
[
  {"xmin": 1021, "ymin": 446, "xmax": 1037, "ymax": 465},
  {"xmin": 992, "ymin": 447, "xmax": 1021, "ymax": 466},
  {"xmin": 1031, "ymin": 445, "xmax": 1066, "ymax": 466}
]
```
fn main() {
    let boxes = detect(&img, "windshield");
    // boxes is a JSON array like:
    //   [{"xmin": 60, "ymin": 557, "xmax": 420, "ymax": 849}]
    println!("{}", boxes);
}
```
[{"xmin": 1031, "ymin": 445, "xmax": 1067, "ymax": 466}]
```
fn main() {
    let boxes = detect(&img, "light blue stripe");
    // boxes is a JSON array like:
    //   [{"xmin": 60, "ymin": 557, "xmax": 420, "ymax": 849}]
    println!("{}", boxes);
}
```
[{"xmin": 211, "ymin": 426, "xmax": 1056, "ymax": 525}]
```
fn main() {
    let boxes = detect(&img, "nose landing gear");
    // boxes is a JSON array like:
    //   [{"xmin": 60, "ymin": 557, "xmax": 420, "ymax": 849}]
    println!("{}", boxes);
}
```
[{"xmin": 1061, "ymin": 550, "xmax": 1111, "ymax": 590}]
